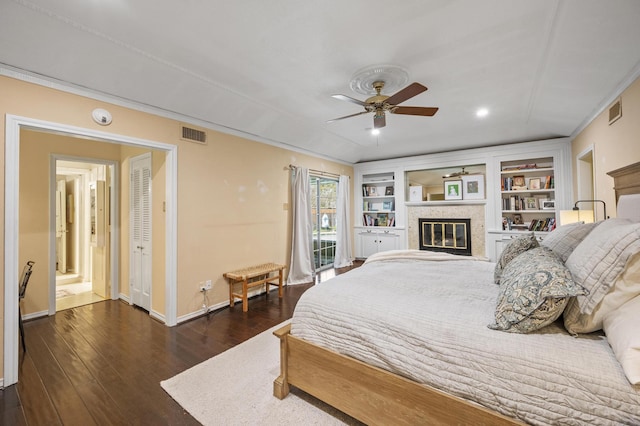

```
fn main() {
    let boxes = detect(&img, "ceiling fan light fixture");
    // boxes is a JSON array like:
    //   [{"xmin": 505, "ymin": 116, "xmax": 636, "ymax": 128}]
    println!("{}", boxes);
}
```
[{"xmin": 371, "ymin": 128, "xmax": 380, "ymax": 136}]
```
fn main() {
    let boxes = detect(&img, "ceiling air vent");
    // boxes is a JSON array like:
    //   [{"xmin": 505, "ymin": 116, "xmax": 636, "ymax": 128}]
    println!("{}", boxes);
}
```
[
  {"xmin": 608, "ymin": 98, "xmax": 622, "ymax": 125},
  {"xmin": 181, "ymin": 125, "xmax": 207, "ymax": 144}
]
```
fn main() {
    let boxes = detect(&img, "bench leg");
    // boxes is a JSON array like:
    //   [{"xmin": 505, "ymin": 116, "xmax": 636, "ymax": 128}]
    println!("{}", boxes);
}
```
[
  {"xmin": 228, "ymin": 280, "xmax": 235, "ymax": 307},
  {"xmin": 242, "ymin": 279, "xmax": 249, "ymax": 312},
  {"xmin": 278, "ymin": 269, "xmax": 283, "ymax": 298}
]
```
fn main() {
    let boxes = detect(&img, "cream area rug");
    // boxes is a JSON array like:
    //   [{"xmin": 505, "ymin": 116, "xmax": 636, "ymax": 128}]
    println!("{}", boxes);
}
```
[{"xmin": 161, "ymin": 320, "xmax": 362, "ymax": 426}]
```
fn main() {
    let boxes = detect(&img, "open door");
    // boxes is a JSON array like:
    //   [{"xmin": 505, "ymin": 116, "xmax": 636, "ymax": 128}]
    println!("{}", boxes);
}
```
[
  {"xmin": 56, "ymin": 178, "xmax": 67, "ymax": 273},
  {"xmin": 90, "ymin": 177, "xmax": 109, "ymax": 299}
]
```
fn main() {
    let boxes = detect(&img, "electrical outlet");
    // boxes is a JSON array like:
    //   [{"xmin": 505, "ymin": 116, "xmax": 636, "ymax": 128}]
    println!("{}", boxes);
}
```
[{"xmin": 200, "ymin": 280, "xmax": 212, "ymax": 292}]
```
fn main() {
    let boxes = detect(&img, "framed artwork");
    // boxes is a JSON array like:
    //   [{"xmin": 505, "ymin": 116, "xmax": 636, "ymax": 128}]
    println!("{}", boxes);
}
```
[
  {"xmin": 461, "ymin": 174, "xmax": 485, "ymax": 200},
  {"xmin": 444, "ymin": 180, "xmax": 463, "ymax": 200},
  {"xmin": 513, "ymin": 213, "xmax": 523, "ymax": 224},
  {"xmin": 524, "ymin": 197, "xmax": 538, "ymax": 210},
  {"xmin": 541, "ymin": 199, "xmax": 555, "ymax": 210},
  {"xmin": 529, "ymin": 178, "xmax": 541, "ymax": 190},
  {"xmin": 512, "ymin": 175, "xmax": 526, "ymax": 189},
  {"xmin": 385, "ymin": 186, "xmax": 394, "ymax": 196}
]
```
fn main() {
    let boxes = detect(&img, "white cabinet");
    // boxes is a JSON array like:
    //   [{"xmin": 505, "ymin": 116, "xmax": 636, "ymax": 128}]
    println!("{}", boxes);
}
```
[{"xmin": 357, "ymin": 228, "xmax": 403, "ymax": 258}]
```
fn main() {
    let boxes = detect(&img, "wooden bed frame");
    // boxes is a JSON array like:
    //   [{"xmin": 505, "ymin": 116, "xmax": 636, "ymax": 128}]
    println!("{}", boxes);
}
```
[{"xmin": 273, "ymin": 161, "xmax": 640, "ymax": 425}]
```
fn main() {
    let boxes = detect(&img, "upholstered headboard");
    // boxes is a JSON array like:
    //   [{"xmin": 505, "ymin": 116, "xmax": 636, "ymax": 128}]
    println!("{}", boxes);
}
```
[
  {"xmin": 617, "ymin": 194, "xmax": 640, "ymax": 221},
  {"xmin": 607, "ymin": 161, "xmax": 640, "ymax": 221}
]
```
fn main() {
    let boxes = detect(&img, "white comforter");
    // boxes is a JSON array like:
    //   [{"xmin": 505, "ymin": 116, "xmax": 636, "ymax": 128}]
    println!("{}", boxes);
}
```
[{"xmin": 291, "ymin": 250, "xmax": 640, "ymax": 425}]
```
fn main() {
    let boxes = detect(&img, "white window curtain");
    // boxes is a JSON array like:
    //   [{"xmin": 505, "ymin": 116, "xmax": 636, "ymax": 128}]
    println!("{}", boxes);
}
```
[
  {"xmin": 334, "ymin": 175, "xmax": 353, "ymax": 268},
  {"xmin": 287, "ymin": 167, "xmax": 315, "ymax": 285}
]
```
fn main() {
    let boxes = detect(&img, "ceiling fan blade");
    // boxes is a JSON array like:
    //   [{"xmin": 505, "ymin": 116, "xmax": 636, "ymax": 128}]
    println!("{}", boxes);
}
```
[
  {"xmin": 326, "ymin": 111, "xmax": 369, "ymax": 123},
  {"xmin": 331, "ymin": 94, "xmax": 367, "ymax": 106},
  {"xmin": 373, "ymin": 113, "xmax": 386, "ymax": 129},
  {"xmin": 392, "ymin": 106, "xmax": 439, "ymax": 116},
  {"xmin": 384, "ymin": 82, "xmax": 428, "ymax": 106}
]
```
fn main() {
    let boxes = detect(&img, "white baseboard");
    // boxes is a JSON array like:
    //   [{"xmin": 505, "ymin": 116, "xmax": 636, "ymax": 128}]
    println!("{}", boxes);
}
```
[
  {"xmin": 176, "ymin": 286, "xmax": 280, "ymax": 324},
  {"xmin": 22, "ymin": 310, "xmax": 48, "ymax": 321}
]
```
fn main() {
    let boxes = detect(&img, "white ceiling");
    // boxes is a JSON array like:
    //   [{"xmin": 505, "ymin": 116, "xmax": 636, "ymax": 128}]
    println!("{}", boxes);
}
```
[{"xmin": 2, "ymin": 0, "xmax": 640, "ymax": 164}]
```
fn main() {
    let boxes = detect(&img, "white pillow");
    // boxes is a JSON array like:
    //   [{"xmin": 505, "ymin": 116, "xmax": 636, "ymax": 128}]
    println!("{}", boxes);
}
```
[
  {"xmin": 603, "ymin": 295, "xmax": 640, "ymax": 384},
  {"xmin": 541, "ymin": 221, "xmax": 599, "ymax": 262},
  {"xmin": 564, "ymin": 251, "xmax": 640, "ymax": 334},
  {"xmin": 565, "ymin": 218, "xmax": 640, "ymax": 314}
]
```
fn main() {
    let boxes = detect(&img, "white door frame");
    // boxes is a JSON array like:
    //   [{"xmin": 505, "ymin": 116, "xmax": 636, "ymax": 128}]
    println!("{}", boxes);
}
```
[
  {"xmin": 4, "ymin": 114, "xmax": 178, "ymax": 387},
  {"xmin": 50, "ymin": 157, "xmax": 119, "ymax": 315}
]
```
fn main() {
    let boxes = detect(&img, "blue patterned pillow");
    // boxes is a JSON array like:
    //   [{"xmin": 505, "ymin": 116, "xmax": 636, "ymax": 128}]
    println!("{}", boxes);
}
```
[
  {"xmin": 489, "ymin": 246, "xmax": 587, "ymax": 333},
  {"xmin": 494, "ymin": 233, "xmax": 539, "ymax": 284}
]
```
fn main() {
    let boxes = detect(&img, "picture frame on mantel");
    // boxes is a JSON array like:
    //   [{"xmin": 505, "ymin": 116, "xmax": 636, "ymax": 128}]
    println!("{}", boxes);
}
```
[
  {"xmin": 461, "ymin": 174, "xmax": 485, "ymax": 200},
  {"xmin": 444, "ymin": 180, "xmax": 463, "ymax": 200}
]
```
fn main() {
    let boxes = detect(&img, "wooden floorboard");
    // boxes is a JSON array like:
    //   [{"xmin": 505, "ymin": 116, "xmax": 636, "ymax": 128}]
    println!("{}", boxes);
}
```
[{"xmin": 4, "ymin": 262, "xmax": 361, "ymax": 425}]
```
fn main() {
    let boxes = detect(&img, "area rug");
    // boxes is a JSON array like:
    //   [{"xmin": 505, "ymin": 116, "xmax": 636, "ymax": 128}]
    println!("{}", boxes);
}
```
[
  {"xmin": 56, "ymin": 282, "xmax": 92, "ymax": 299},
  {"xmin": 161, "ymin": 320, "xmax": 361, "ymax": 425}
]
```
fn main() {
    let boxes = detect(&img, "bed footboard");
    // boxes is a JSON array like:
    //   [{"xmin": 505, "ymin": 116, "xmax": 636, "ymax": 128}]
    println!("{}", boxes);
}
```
[{"xmin": 273, "ymin": 324, "xmax": 522, "ymax": 425}]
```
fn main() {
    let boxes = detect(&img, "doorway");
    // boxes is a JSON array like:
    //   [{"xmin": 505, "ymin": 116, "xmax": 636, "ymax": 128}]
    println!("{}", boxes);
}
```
[
  {"xmin": 310, "ymin": 175, "xmax": 338, "ymax": 271},
  {"xmin": 576, "ymin": 146, "xmax": 600, "ymax": 218},
  {"xmin": 55, "ymin": 160, "xmax": 113, "ymax": 311},
  {"xmin": 4, "ymin": 114, "xmax": 179, "ymax": 387}
]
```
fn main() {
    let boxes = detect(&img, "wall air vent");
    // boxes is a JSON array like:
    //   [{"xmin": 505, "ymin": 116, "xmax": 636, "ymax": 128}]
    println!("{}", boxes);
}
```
[
  {"xmin": 608, "ymin": 98, "xmax": 622, "ymax": 125},
  {"xmin": 181, "ymin": 125, "xmax": 207, "ymax": 144}
]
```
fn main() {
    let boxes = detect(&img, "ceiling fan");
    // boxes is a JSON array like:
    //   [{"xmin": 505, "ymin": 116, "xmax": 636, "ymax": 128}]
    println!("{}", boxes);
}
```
[{"xmin": 327, "ymin": 81, "xmax": 438, "ymax": 129}]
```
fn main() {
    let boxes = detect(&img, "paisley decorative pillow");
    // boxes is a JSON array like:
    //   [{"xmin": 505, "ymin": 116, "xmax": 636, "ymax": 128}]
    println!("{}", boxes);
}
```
[
  {"xmin": 494, "ymin": 233, "xmax": 539, "ymax": 284},
  {"xmin": 489, "ymin": 247, "xmax": 587, "ymax": 333}
]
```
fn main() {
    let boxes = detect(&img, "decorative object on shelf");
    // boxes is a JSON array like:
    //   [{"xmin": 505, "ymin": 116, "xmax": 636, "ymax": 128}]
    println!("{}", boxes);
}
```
[
  {"xmin": 382, "ymin": 201, "xmax": 393, "ymax": 211},
  {"xmin": 529, "ymin": 178, "xmax": 541, "ymax": 190},
  {"xmin": 385, "ymin": 186, "xmax": 394, "ymax": 195},
  {"xmin": 524, "ymin": 197, "xmax": 538, "ymax": 210},
  {"xmin": 512, "ymin": 175, "xmax": 526, "ymax": 190},
  {"xmin": 444, "ymin": 180, "xmax": 463, "ymax": 200},
  {"xmin": 541, "ymin": 199, "xmax": 555, "ymax": 210},
  {"xmin": 461, "ymin": 174, "xmax": 485, "ymax": 200},
  {"xmin": 409, "ymin": 185, "xmax": 426, "ymax": 202}
]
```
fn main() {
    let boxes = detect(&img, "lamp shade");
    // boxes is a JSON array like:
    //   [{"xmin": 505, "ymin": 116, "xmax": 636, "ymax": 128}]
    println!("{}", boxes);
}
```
[{"xmin": 559, "ymin": 209, "xmax": 594, "ymax": 225}]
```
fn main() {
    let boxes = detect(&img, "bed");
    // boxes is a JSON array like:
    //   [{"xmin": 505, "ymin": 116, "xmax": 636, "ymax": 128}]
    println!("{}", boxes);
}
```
[{"xmin": 273, "ymin": 162, "xmax": 640, "ymax": 425}]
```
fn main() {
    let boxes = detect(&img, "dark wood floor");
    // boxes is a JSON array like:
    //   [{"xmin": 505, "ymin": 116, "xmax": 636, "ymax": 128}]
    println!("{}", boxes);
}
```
[{"xmin": 0, "ymin": 262, "xmax": 362, "ymax": 425}]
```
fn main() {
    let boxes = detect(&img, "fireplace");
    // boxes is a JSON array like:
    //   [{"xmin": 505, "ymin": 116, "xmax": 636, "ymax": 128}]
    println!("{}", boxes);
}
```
[{"xmin": 418, "ymin": 218, "xmax": 472, "ymax": 256}]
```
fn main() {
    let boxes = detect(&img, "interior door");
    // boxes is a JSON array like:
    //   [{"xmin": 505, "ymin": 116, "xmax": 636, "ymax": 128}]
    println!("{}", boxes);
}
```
[
  {"xmin": 56, "ymin": 179, "xmax": 67, "ymax": 273},
  {"xmin": 91, "ymin": 178, "xmax": 109, "ymax": 298},
  {"xmin": 130, "ymin": 154, "xmax": 152, "ymax": 310}
]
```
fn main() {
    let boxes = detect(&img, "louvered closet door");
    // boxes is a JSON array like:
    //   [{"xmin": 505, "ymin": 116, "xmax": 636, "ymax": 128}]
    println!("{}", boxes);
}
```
[{"xmin": 130, "ymin": 153, "xmax": 152, "ymax": 311}]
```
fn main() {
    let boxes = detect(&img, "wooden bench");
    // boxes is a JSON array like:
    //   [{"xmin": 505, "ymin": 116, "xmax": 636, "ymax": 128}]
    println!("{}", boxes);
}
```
[{"xmin": 223, "ymin": 263, "xmax": 286, "ymax": 312}]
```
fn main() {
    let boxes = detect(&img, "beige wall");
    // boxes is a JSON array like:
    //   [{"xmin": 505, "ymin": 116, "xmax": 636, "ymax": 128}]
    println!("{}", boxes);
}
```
[
  {"xmin": 571, "ymin": 76, "xmax": 640, "ymax": 216},
  {"xmin": 1, "ymin": 75, "xmax": 353, "ymax": 378},
  {"xmin": 19, "ymin": 130, "xmax": 123, "ymax": 315}
]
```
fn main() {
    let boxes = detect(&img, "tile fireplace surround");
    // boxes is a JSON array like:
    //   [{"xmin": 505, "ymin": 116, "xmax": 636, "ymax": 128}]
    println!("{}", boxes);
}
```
[{"xmin": 407, "ymin": 203, "xmax": 485, "ymax": 257}]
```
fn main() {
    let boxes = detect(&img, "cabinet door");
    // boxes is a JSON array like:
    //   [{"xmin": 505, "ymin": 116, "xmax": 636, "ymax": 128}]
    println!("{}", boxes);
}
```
[
  {"xmin": 358, "ymin": 231, "xmax": 379, "ymax": 258},
  {"xmin": 377, "ymin": 230, "xmax": 399, "ymax": 252}
]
